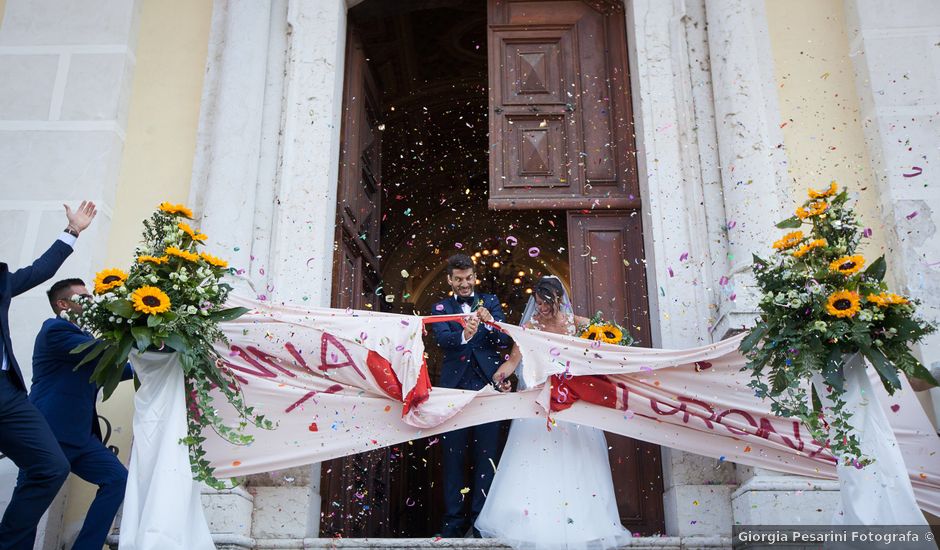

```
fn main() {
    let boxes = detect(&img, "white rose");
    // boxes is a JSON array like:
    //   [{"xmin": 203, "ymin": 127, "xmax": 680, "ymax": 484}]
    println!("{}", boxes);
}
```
[{"xmin": 187, "ymin": 305, "xmax": 198, "ymax": 315}]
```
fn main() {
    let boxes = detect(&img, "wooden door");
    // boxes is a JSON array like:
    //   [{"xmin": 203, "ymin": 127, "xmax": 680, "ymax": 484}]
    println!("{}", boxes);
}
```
[
  {"xmin": 567, "ymin": 211, "xmax": 664, "ymax": 534},
  {"xmin": 487, "ymin": 0, "xmax": 638, "ymax": 210},
  {"xmin": 322, "ymin": 30, "xmax": 390, "ymax": 537},
  {"xmin": 488, "ymin": 0, "xmax": 665, "ymax": 536}
]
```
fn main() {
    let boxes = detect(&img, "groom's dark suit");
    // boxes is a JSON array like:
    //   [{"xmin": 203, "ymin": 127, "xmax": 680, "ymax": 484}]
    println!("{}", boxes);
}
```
[{"xmin": 429, "ymin": 292, "xmax": 510, "ymax": 535}]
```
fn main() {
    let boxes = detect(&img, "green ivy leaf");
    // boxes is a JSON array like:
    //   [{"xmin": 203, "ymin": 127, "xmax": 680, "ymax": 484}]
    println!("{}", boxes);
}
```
[
  {"xmin": 864, "ymin": 256, "xmax": 886, "ymax": 282},
  {"xmin": 776, "ymin": 216, "xmax": 803, "ymax": 229},
  {"xmin": 130, "ymin": 326, "xmax": 152, "ymax": 351},
  {"xmin": 861, "ymin": 346, "xmax": 901, "ymax": 394},
  {"xmin": 208, "ymin": 307, "xmax": 250, "ymax": 323},
  {"xmin": 105, "ymin": 299, "xmax": 135, "ymax": 318}
]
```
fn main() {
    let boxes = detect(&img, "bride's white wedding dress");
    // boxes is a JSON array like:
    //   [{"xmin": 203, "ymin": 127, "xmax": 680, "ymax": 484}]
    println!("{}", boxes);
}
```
[{"xmin": 475, "ymin": 313, "xmax": 632, "ymax": 550}]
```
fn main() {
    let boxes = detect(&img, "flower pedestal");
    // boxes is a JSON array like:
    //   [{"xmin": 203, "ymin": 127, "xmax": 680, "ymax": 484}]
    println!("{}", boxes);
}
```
[
  {"xmin": 118, "ymin": 350, "xmax": 214, "ymax": 549},
  {"xmin": 814, "ymin": 353, "xmax": 927, "ymax": 525}
]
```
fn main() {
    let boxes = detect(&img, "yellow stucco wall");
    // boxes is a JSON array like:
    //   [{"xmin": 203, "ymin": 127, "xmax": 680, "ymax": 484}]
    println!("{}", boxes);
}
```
[
  {"xmin": 765, "ymin": 0, "xmax": 885, "ymax": 260},
  {"xmin": 62, "ymin": 0, "xmax": 212, "ymax": 533}
]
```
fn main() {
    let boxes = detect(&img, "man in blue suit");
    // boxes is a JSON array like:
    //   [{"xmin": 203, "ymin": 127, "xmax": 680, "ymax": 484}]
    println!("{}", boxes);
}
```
[
  {"xmin": 27, "ymin": 278, "xmax": 133, "ymax": 549},
  {"xmin": 0, "ymin": 201, "xmax": 97, "ymax": 550},
  {"xmin": 429, "ymin": 253, "xmax": 511, "ymax": 537}
]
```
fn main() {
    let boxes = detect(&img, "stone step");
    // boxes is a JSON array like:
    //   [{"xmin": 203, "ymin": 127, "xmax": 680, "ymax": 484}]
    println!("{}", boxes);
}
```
[{"xmin": 110, "ymin": 534, "xmax": 733, "ymax": 550}]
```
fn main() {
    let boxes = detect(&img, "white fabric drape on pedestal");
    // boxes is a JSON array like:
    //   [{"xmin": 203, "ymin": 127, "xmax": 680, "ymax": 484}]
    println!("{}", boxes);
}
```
[
  {"xmin": 119, "ymin": 351, "xmax": 213, "ymax": 549},
  {"xmin": 816, "ymin": 353, "xmax": 928, "ymax": 525}
]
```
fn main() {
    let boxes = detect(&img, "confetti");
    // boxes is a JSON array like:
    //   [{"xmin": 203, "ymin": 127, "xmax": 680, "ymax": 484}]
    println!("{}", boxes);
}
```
[
  {"xmin": 902, "ymin": 166, "xmax": 923, "ymax": 178},
  {"xmin": 906, "ymin": 211, "xmax": 918, "ymax": 220},
  {"xmin": 890, "ymin": 404, "xmax": 900, "ymax": 413},
  {"xmin": 862, "ymin": 228, "xmax": 872, "ymax": 238},
  {"xmin": 505, "ymin": 235, "xmax": 518, "ymax": 246},
  {"xmin": 528, "ymin": 247, "xmax": 540, "ymax": 257},
  {"xmin": 308, "ymin": 422, "xmax": 318, "ymax": 432},
  {"xmin": 400, "ymin": 270, "xmax": 409, "ymax": 278}
]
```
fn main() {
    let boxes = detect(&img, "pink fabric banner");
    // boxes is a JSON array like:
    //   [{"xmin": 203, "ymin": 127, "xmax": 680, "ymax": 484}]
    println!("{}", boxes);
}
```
[{"xmin": 204, "ymin": 298, "xmax": 940, "ymax": 516}]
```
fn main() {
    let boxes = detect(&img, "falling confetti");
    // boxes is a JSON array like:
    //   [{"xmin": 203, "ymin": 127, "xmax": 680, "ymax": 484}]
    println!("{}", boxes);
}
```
[
  {"xmin": 528, "ymin": 247, "xmax": 540, "ymax": 257},
  {"xmin": 902, "ymin": 166, "xmax": 923, "ymax": 178}
]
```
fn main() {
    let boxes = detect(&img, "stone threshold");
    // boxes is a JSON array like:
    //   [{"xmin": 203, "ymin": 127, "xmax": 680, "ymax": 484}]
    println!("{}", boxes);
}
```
[{"xmin": 110, "ymin": 534, "xmax": 733, "ymax": 549}]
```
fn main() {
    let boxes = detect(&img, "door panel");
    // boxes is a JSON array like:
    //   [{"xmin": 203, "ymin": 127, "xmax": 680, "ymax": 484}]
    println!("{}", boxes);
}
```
[
  {"xmin": 566, "ymin": 210, "xmax": 665, "ymax": 536},
  {"xmin": 322, "ymin": 29, "xmax": 389, "ymax": 537},
  {"xmin": 488, "ymin": 0, "xmax": 637, "ymax": 209}
]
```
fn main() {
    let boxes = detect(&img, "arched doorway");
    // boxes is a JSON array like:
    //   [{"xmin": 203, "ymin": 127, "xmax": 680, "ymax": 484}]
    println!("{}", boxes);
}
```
[{"xmin": 326, "ymin": 0, "xmax": 663, "ymax": 537}]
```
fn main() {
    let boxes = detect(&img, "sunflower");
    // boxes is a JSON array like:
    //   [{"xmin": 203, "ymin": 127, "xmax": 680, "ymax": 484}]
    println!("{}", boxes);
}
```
[
  {"xmin": 137, "ymin": 255, "xmax": 168, "ymax": 266},
  {"xmin": 158, "ymin": 202, "xmax": 193, "ymax": 218},
  {"xmin": 580, "ymin": 324, "xmax": 623, "ymax": 344},
  {"xmin": 165, "ymin": 246, "xmax": 200, "ymax": 263},
  {"xmin": 200, "ymin": 251, "xmax": 228, "ymax": 269},
  {"xmin": 130, "ymin": 286, "xmax": 172, "ymax": 315},
  {"xmin": 772, "ymin": 231, "xmax": 804, "ymax": 251},
  {"xmin": 792, "ymin": 238, "xmax": 827, "ymax": 258},
  {"xmin": 93, "ymin": 268, "xmax": 128, "ymax": 294},
  {"xmin": 796, "ymin": 201, "xmax": 828, "ymax": 219},
  {"xmin": 178, "ymin": 222, "xmax": 207, "ymax": 242},
  {"xmin": 829, "ymin": 255, "xmax": 865, "ymax": 276},
  {"xmin": 826, "ymin": 290, "xmax": 861, "ymax": 318},
  {"xmin": 808, "ymin": 182, "xmax": 838, "ymax": 199},
  {"xmin": 867, "ymin": 292, "xmax": 909, "ymax": 308}
]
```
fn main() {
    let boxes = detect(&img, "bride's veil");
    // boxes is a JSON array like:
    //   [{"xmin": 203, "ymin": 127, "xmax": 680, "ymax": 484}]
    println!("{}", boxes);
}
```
[{"xmin": 515, "ymin": 275, "xmax": 574, "ymax": 390}]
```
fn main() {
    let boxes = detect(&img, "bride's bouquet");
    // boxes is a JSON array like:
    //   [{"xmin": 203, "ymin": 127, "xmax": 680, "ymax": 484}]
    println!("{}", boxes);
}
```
[
  {"xmin": 578, "ymin": 313, "xmax": 634, "ymax": 347},
  {"xmin": 71, "ymin": 202, "xmax": 273, "ymax": 487},
  {"xmin": 739, "ymin": 183, "xmax": 936, "ymax": 464}
]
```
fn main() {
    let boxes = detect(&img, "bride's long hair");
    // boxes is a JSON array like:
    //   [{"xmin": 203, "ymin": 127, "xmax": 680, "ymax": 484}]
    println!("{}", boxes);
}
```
[{"xmin": 532, "ymin": 276, "xmax": 565, "ymax": 314}]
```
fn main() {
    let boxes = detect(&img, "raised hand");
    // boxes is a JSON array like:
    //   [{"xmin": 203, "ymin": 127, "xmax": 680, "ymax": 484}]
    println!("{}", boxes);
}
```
[
  {"xmin": 64, "ymin": 201, "xmax": 98, "ymax": 234},
  {"xmin": 463, "ymin": 314, "xmax": 480, "ymax": 340}
]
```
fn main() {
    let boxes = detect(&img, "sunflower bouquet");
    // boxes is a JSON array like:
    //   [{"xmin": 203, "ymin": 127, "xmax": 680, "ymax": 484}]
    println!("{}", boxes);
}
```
[
  {"xmin": 578, "ymin": 313, "xmax": 634, "ymax": 346},
  {"xmin": 739, "ymin": 183, "xmax": 936, "ymax": 464},
  {"xmin": 72, "ymin": 202, "xmax": 272, "ymax": 488}
]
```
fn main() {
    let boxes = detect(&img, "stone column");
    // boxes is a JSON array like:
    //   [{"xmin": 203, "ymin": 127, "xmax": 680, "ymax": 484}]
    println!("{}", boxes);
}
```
[
  {"xmin": 844, "ymin": 0, "xmax": 940, "ymax": 427},
  {"xmin": 0, "ymin": 0, "xmax": 140, "ymax": 547},
  {"xmin": 701, "ymin": 0, "xmax": 846, "ymax": 524},
  {"xmin": 704, "ymin": 0, "xmax": 790, "ymax": 337},
  {"xmin": 188, "ymin": 0, "xmax": 348, "ymax": 543},
  {"xmin": 627, "ymin": 0, "xmax": 736, "ymax": 539}
]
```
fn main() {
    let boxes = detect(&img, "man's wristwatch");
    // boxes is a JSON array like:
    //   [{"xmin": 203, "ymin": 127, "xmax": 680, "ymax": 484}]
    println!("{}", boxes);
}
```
[{"xmin": 64, "ymin": 226, "xmax": 80, "ymax": 237}]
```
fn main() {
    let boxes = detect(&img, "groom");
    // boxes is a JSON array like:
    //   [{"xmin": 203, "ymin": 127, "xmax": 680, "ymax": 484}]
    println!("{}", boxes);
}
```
[{"xmin": 429, "ymin": 253, "xmax": 510, "ymax": 537}]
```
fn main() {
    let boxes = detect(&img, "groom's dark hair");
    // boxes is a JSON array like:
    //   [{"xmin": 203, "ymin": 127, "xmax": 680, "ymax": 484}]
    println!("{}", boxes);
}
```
[{"xmin": 446, "ymin": 253, "xmax": 474, "ymax": 275}]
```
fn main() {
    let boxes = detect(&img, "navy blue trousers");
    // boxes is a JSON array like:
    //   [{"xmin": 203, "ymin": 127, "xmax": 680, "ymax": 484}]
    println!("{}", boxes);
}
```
[
  {"xmin": 441, "ymin": 420, "xmax": 502, "ymax": 536},
  {"xmin": 47, "ymin": 439, "xmax": 127, "ymax": 550},
  {"xmin": 0, "ymin": 370, "xmax": 69, "ymax": 550}
]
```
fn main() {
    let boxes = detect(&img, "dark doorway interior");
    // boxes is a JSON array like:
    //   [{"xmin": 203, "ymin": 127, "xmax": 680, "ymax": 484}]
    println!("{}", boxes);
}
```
[{"xmin": 324, "ymin": 0, "xmax": 664, "ymax": 538}]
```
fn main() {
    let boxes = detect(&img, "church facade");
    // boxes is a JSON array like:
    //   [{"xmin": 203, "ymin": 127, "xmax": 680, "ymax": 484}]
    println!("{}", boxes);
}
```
[{"xmin": 0, "ymin": 0, "xmax": 937, "ymax": 547}]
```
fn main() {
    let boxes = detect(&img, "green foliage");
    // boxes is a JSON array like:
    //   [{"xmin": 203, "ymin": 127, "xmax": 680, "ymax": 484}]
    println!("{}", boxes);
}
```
[
  {"xmin": 71, "ymin": 205, "xmax": 273, "ymax": 489},
  {"xmin": 741, "ymin": 184, "xmax": 936, "ymax": 465}
]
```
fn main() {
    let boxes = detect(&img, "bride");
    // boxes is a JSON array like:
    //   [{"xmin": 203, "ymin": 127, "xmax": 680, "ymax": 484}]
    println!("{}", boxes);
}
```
[{"xmin": 474, "ymin": 276, "xmax": 632, "ymax": 549}]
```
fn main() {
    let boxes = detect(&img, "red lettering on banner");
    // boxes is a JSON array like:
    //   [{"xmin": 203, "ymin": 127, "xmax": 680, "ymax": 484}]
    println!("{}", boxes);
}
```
[
  {"xmin": 756, "ymin": 417, "xmax": 803, "ymax": 452},
  {"xmin": 677, "ymin": 396, "xmax": 716, "ymax": 429},
  {"xmin": 284, "ymin": 342, "xmax": 316, "ymax": 375},
  {"xmin": 319, "ymin": 333, "xmax": 365, "ymax": 380},
  {"xmin": 650, "ymin": 399, "xmax": 683, "ymax": 417},
  {"xmin": 226, "ymin": 345, "xmax": 278, "ymax": 379},
  {"xmin": 218, "ymin": 361, "xmax": 249, "ymax": 385},
  {"xmin": 246, "ymin": 346, "xmax": 297, "ymax": 378},
  {"xmin": 714, "ymin": 408, "xmax": 758, "ymax": 436},
  {"xmin": 285, "ymin": 383, "xmax": 343, "ymax": 413}
]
